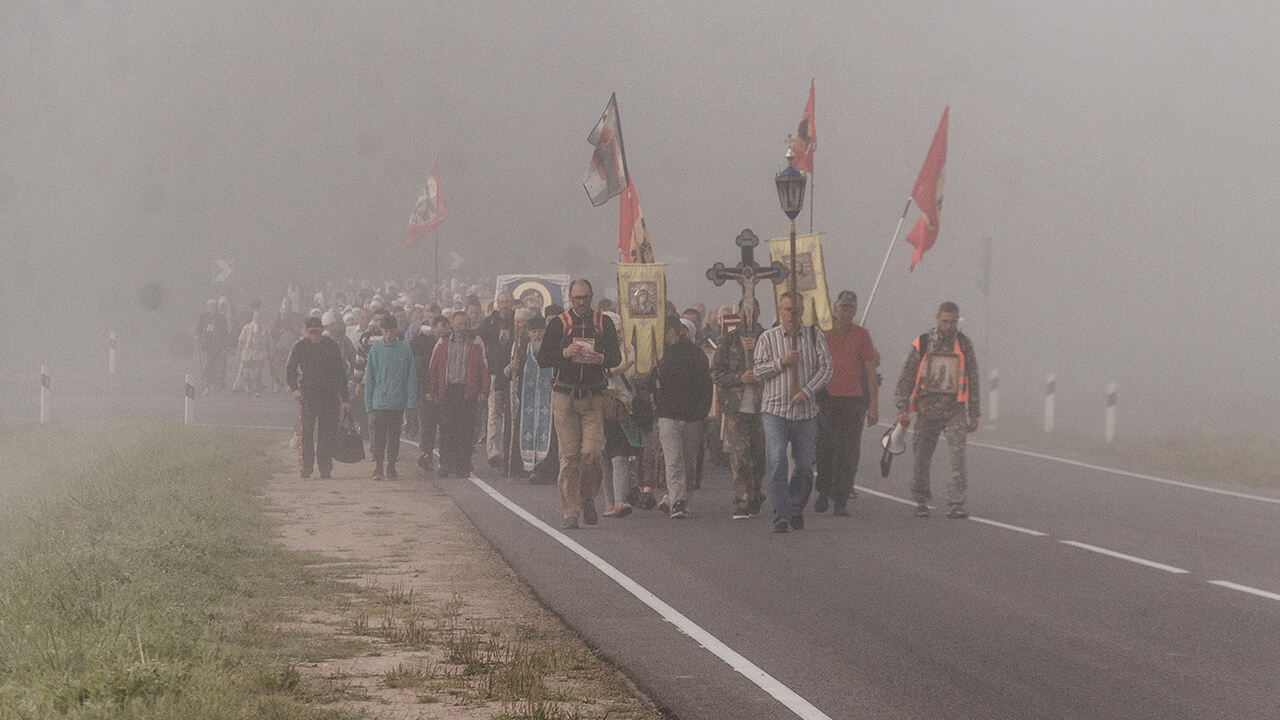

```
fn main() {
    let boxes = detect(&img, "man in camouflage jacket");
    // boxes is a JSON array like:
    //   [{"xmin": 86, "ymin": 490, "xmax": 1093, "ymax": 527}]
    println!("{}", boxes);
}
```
[
  {"xmin": 711, "ymin": 304, "xmax": 767, "ymax": 519},
  {"xmin": 894, "ymin": 301, "xmax": 981, "ymax": 519}
]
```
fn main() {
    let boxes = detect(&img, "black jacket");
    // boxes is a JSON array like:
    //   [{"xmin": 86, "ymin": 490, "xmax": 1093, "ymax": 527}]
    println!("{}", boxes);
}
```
[
  {"xmin": 535, "ymin": 309, "xmax": 621, "ymax": 394},
  {"xmin": 479, "ymin": 312, "xmax": 515, "ymax": 391},
  {"xmin": 286, "ymin": 336, "xmax": 349, "ymax": 402},
  {"xmin": 654, "ymin": 337, "xmax": 713, "ymax": 421}
]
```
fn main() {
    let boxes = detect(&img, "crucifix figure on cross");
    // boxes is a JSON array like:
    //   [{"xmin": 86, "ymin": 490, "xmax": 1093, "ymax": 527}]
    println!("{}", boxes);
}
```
[{"xmin": 706, "ymin": 229, "xmax": 788, "ymax": 336}]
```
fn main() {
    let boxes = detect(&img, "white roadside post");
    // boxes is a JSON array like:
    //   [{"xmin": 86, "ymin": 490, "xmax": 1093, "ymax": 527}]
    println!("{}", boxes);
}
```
[
  {"xmin": 108, "ymin": 333, "xmax": 117, "ymax": 375},
  {"xmin": 40, "ymin": 366, "xmax": 50, "ymax": 424},
  {"xmin": 184, "ymin": 375, "xmax": 195, "ymax": 426},
  {"xmin": 988, "ymin": 369, "xmax": 999, "ymax": 426},
  {"xmin": 1044, "ymin": 373, "xmax": 1056, "ymax": 433},
  {"xmin": 1105, "ymin": 383, "xmax": 1118, "ymax": 443}
]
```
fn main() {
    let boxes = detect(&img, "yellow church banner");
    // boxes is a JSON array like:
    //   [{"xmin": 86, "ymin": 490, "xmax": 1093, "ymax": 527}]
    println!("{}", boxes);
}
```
[
  {"xmin": 617, "ymin": 263, "xmax": 666, "ymax": 375},
  {"xmin": 768, "ymin": 233, "xmax": 831, "ymax": 331}
]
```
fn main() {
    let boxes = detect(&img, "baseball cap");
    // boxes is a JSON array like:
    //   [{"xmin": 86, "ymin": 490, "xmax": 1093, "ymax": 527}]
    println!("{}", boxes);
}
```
[{"xmin": 834, "ymin": 290, "xmax": 858, "ymax": 307}]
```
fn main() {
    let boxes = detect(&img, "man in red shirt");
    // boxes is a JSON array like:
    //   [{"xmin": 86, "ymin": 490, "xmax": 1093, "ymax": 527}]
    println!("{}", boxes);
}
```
[{"xmin": 815, "ymin": 291, "xmax": 880, "ymax": 516}]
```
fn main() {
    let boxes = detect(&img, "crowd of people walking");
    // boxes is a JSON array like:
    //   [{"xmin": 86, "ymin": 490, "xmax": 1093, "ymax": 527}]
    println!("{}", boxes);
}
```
[{"xmin": 199, "ymin": 275, "xmax": 981, "ymax": 533}]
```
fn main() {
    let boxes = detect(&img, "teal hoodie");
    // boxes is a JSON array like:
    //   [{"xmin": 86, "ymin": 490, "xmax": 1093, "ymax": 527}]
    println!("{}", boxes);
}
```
[{"xmin": 364, "ymin": 337, "xmax": 418, "ymax": 412}]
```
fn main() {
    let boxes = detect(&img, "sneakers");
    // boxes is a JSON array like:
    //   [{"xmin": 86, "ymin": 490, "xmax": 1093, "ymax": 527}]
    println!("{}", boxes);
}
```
[
  {"xmin": 773, "ymin": 521, "xmax": 790, "ymax": 533},
  {"xmin": 386, "ymin": 465, "xmax": 399, "ymax": 480},
  {"xmin": 563, "ymin": 515, "xmax": 579, "ymax": 530},
  {"xmin": 814, "ymin": 495, "xmax": 829, "ymax": 514},
  {"xmin": 946, "ymin": 504, "xmax": 969, "ymax": 520},
  {"xmin": 637, "ymin": 490, "xmax": 657, "ymax": 510},
  {"xmin": 914, "ymin": 502, "xmax": 930, "ymax": 518},
  {"xmin": 832, "ymin": 502, "xmax": 850, "ymax": 517},
  {"xmin": 669, "ymin": 500, "xmax": 688, "ymax": 519},
  {"xmin": 657, "ymin": 497, "xmax": 671, "ymax": 515},
  {"xmin": 602, "ymin": 505, "xmax": 620, "ymax": 518},
  {"xmin": 371, "ymin": 467, "xmax": 385, "ymax": 481},
  {"xmin": 790, "ymin": 514, "xmax": 805, "ymax": 531},
  {"xmin": 581, "ymin": 500, "xmax": 598, "ymax": 526},
  {"xmin": 614, "ymin": 503, "xmax": 633, "ymax": 518},
  {"xmin": 732, "ymin": 506, "xmax": 751, "ymax": 520}
]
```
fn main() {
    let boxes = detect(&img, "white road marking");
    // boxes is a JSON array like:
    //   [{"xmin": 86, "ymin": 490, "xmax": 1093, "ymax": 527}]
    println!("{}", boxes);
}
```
[
  {"xmin": 1208, "ymin": 580, "xmax": 1280, "ymax": 603},
  {"xmin": 1060, "ymin": 541, "xmax": 1189, "ymax": 574},
  {"xmin": 854, "ymin": 485, "xmax": 919, "ymax": 507},
  {"xmin": 466, "ymin": 475, "xmax": 833, "ymax": 720},
  {"xmin": 968, "ymin": 517, "xmax": 1048, "ymax": 536},
  {"xmin": 968, "ymin": 440, "xmax": 1280, "ymax": 506}
]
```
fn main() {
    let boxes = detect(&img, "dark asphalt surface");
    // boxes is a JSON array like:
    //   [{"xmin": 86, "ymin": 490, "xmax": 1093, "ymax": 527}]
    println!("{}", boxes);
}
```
[{"xmin": 9, "ymin": 383, "xmax": 1280, "ymax": 719}]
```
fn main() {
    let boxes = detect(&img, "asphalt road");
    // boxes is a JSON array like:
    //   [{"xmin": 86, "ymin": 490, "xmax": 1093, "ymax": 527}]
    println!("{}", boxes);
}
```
[
  {"xmin": 10, "ymin": 384, "xmax": 1280, "ymax": 718},
  {"xmin": 433, "ymin": 427, "xmax": 1280, "ymax": 719}
]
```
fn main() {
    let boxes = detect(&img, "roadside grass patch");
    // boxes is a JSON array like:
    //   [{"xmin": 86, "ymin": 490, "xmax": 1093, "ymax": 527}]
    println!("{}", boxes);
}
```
[{"xmin": 0, "ymin": 420, "xmax": 368, "ymax": 719}]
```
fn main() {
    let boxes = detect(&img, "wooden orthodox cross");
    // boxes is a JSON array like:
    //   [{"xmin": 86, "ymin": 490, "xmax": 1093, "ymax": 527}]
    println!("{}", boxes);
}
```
[{"xmin": 705, "ymin": 229, "xmax": 788, "ymax": 336}]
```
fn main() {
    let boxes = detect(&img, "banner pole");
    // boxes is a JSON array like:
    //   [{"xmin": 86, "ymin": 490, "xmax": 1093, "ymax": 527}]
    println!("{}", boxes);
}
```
[
  {"xmin": 859, "ymin": 198, "xmax": 913, "ymax": 327},
  {"xmin": 808, "ymin": 171, "xmax": 814, "ymax": 234}
]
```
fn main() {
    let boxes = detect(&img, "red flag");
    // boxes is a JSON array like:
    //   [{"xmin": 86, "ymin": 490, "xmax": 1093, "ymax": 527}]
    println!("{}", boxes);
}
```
[
  {"xmin": 905, "ymin": 106, "xmax": 948, "ymax": 270},
  {"xmin": 790, "ymin": 79, "xmax": 816, "ymax": 173},
  {"xmin": 617, "ymin": 177, "xmax": 654, "ymax": 264},
  {"xmin": 403, "ymin": 160, "xmax": 449, "ymax": 248}
]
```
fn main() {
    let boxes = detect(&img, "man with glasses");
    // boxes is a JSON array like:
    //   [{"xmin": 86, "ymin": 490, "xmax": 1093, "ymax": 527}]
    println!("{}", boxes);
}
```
[
  {"xmin": 753, "ymin": 291, "xmax": 833, "ymax": 533},
  {"xmin": 287, "ymin": 316, "xmax": 351, "ymax": 479},
  {"xmin": 536, "ymin": 279, "xmax": 622, "ymax": 529}
]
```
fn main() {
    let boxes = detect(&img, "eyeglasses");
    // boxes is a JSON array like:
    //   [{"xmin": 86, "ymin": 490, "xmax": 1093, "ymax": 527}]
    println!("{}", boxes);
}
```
[{"xmin": 570, "ymin": 295, "xmax": 592, "ymax": 302}]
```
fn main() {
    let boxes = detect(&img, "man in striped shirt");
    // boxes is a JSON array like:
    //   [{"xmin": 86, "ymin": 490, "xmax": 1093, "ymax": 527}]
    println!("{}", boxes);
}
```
[{"xmin": 753, "ymin": 292, "xmax": 833, "ymax": 533}]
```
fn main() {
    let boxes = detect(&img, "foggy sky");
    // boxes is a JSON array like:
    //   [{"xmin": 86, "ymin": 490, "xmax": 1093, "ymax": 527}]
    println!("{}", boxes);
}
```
[{"xmin": 2, "ymin": 1, "xmax": 1278, "ymax": 435}]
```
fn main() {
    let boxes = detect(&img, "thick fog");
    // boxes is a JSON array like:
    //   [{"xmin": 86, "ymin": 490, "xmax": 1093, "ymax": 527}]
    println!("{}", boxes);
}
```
[{"xmin": 2, "ymin": 1, "xmax": 1277, "ymax": 435}]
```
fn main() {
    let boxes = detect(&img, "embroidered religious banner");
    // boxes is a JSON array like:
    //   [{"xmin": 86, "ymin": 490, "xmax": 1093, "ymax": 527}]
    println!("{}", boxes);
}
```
[
  {"xmin": 514, "ymin": 341, "xmax": 555, "ymax": 471},
  {"xmin": 767, "ymin": 233, "xmax": 832, "ymax": 331},
  {"xmin": 495, "ymin": 274, "xmax": 572, "ymax": 316},
  {"xmin": 616, "ymin": 263, "xmax": 666, "ymax": 375}
]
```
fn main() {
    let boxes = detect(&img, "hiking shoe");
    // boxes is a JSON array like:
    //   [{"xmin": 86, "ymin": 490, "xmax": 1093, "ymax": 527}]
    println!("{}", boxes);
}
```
[
  {"xmin": 946, "ymin": 504, "xmax": 969, "ymax": 520},
  {"xmin": 615, "ymin": 503, "xmax": 633, "ymax": 518},
  {"xmin": 637, "ymin": 490, "xmax": 657, "ymax": 510},
  {"xmin": 914, "ymin": 502, "xmax": 930, "ymax": 518},
  {"xmin": 658, "ymin": 497, "xmax": 671, "ymax": 515},
  {"xmin": 790, "ymin": 514, "xmax": 805, "ymax": 531},
  {"xmin": 582, "ymin": 500, "xmax": 598, "ymax": 526},
  {"xmin": 563, "ymin": 516, "xmax": 579, "ymax": 530},
  {"xmin": 386, "ymin": 466, "xmax": 399, "ymax": 480},
  {"xmin": 814, "ymin": 495, "xmax": 829, "ymax": 514},
  {"xmin": 832, "ymin": 502, "xmax": 850, "ymax": 517},
  {"xmin": 773, "ymin": 521, "xmax": 791, "ymax": 534},
  {"xmin": 732, "ymin": 506, "xmax": 751, "ymax": 520},
  {"xmin": 670, "ymin": 500, "xmax": 688, "ymax": 519}
]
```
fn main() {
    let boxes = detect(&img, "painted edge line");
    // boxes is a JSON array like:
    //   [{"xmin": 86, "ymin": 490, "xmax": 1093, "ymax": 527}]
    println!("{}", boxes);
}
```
[
  {"xmin": 869, "ymin": 422, "xmax": 1280, "ymax": 505},
  {"xmin": 968, "ymin": 517, "xmax": 1048, "ymax": 536},
  {"xmin": 854, "ymin": 485, "xmax": 917, "ymax": 507},
  {"xmin": 967, "ymin": 440, "xmax": 1280, "ymax": 506},
  {"xmin": 1208, "ymin": 580, "xmax": 1280, "ymax": 602},
  {"xmin": 1060, "ymin": 540, "xmax": 1188, "ymax": 574},
  {"xmin": 465, "ymin": 475, "xmax": 832, "ymax": 720}
]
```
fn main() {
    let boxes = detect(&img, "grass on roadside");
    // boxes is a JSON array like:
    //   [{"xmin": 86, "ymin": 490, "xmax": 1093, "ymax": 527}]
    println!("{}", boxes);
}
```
[
  {"xmin": 0, "ymin": 420, "xmax": 369, "ymax": 719},
  {"xmin": 976, "ymin": 417, "xmax": 1280, "ymax": 491}
]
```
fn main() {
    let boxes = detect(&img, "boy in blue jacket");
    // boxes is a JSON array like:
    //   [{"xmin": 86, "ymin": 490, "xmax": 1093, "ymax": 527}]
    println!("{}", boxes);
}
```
[{"xmin": 365, "ymin": 314, "xmax": 418, "ymax": 479}]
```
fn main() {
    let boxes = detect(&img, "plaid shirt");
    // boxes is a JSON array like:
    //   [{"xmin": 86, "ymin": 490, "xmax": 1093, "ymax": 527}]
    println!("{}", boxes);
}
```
[{"xmin": 752, "ymin": 324, "xmax": 832, "ymax": 420}]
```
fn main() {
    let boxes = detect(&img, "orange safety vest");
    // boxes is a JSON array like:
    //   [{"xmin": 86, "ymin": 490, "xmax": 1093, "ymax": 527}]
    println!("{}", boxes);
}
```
[{"xmin": 908, "ymin": 335, "xmax": 969, "ymax": 413}]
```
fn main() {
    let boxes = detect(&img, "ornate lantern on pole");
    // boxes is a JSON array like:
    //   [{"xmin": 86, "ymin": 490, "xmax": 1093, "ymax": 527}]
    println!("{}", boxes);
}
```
[{"xmin": 774, "ymin": 141, "xmax": 807, "ymax": 390}]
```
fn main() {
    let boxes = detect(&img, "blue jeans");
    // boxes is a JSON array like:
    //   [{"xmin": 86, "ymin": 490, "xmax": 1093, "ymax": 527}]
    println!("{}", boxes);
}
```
[{"xmin": 762, "ymin": 413, "xmax": 819, "ymax": 525}]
